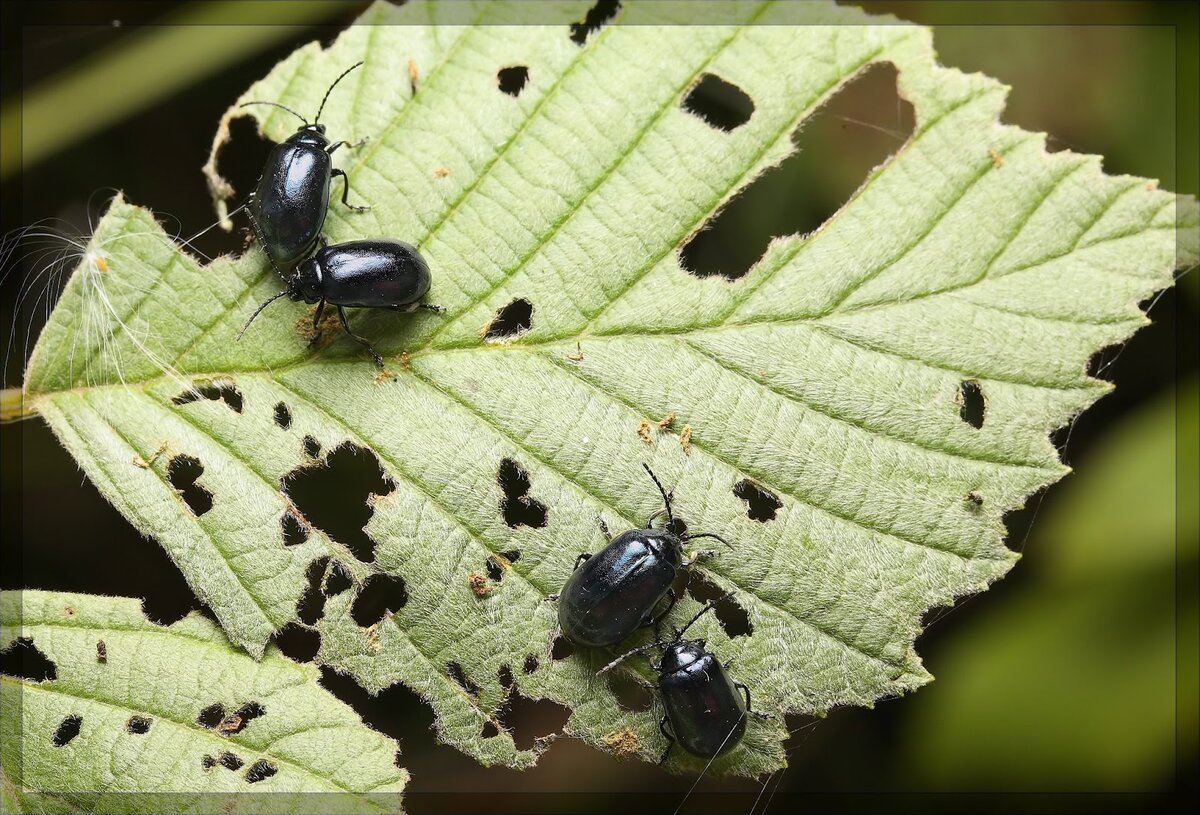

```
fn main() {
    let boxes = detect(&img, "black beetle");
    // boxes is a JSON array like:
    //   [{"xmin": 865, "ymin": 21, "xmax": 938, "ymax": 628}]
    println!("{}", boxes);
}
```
[
  {"xmin": 548, "ymin": 464, "xmax": 732, "ymax": 649},
  {"xmin": 600, "ymin": 600, "xmax": 767, "ymax": 764},
  {"xmin": 238, "ymin": 239, "xmax": 444, "ymax": 366},
  {"xmin": 241, "ymin": 62, "xmax": 370, "ymax": 274}
]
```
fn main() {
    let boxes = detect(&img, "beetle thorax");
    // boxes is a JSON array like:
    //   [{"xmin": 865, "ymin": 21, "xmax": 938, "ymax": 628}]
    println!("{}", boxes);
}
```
[
  {"xmin": 660, "ymin": 640, "xmax": 708, "ymax": 675},
  {"xmin": 640, "ymin": 527, "xmax": 684, "ymax": 568},
  {"xmin": 290, "ymin": 124, "xmax": 329, "ymax": 148}
]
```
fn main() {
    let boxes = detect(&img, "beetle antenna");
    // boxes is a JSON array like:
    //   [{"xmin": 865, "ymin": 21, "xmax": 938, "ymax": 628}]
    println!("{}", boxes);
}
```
[
  {"xmin": 681, "ymin": 531, "xmax": 734, "ymax": 550},
  {"xmin": 676, "ymin": 595, "xmax": 730, "ymax": 640},
  {"xmin": 238, "ymin": 101, "xmax": 308, "ymax": 125},
  {"xmin": 237, "ymin": 291, "xmax": 289, "ymax": 339},
  {"xmin": 597, "ymin": 639, "xmax": 669, "ymax": 675},
  {"xmin": 642, "ymin": 463, "xmax": 675, "ymax": 527},
  {"xmin": 314, "ymin": 61, "xmax": 364, "ymax": 125}
]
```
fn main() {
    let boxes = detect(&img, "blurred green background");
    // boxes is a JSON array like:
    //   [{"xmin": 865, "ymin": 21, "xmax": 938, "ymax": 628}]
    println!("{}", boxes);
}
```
[{"xmin": 1, "ymin": 1, "xmax": 1195, "ymax": 812}]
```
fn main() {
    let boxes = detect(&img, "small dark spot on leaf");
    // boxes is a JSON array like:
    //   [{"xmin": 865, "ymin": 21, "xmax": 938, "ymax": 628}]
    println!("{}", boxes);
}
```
[
  {"xmin": 303, "ymin": 436, "xmax": 321, "ymax": 457},
  {"xmin": 52, "ymin": 715, "xmax": 82, "ymax": 747},
  {"xmin": 297, "ymin": 557, "xmax": 331, "ymax": 625},
  {"xmin": 733, "ymin": 479, "xmax": 782, "ymax": 522},
  {"xmin": 244, "ymin": 759, "xmax": 277, "ymax": 784},
  {"xmin": 606, "ymin": 671, "xmax": 654, "ymax": 711},
  {"xmin": 497, "ymin": 65, "xmax": 529, "ymax": 97},
  {"xmin": 281, "ymin": 512, "xmax": 309, "ymax": 547},
  {"xmin": 201, "ymin": 754, "xmax": 216, "ymax": 770},
  {"xmin": 966, "ymin": 491, "xmax": 984, "ymax": 507},
  {"xmin": 167, "ymin": 455, "xmax": 212, "ymax": 516},
  {"xmin": 481, "ymin": 720, "xmax": 500, "ymax": 738},
  {"xmin": 173, "ymin": 380, "xmax": 243, "ymax": 413},
  {"xmin": 273, "ymin": 623, "xmax": 321, "ymax": 663},
  {"xmin": 688, "ymin": 573, "xmax": 753, "ymax": 638},
  {"xmin": 446, "ymin": 661, "xmax": 480, "ymax": 698},
  {"xmin": 485, "ymin": 556, "xmax": 504, "ymax": 582},
  {"xmin": 484, "ymin": 298, "xmax": 533, "ymax": 341},
  {"xmin": 96, "ymin": 640, "xmax": 106, "ymax": 664},
  {"xmin": 273, "ymin": 402, "xmax": 292, "ymax": 429},
  {"xmin": 959, "ymin": 380, "xmax": 986, "ymax": 429},
  {"xmin": 682, "ymin": 73, "xmax": 754, "ymax": 132},
  {"xmin": 0, "ymin": 637, "xmax": 57, "ymax": 681},
  {"xmin": 324, "ymin": 561, "xmax": 353, "ymax": 596},
  {"xmin": 126, "ymin": 715, "xmax": 151, "ymax": 734},
  {"xmin": 220, "ymin": 751, "xmax": 244, "ymax": 770},
  {"xmin": 497, "ymin": 458, "xmax": 548, "ymax": 528},
  {"xmin": 501, "ymin": 549, "xmax": 521, "ymax": 563},
  {"xmin": 569, "ymin": 0, "xmax": 619, "ymax": 45},
  {"xmin": 550, "ymin": 634, "xmax": 574, "ymax": 661},
  {"xmin": 522, "ymin": 654, "xmax": 539, "ymax": 674},
  {"xmin": 197, "ymin": 703, "xmax": 225, "ymax": 729},
  {"xmin": 351, "ymin": 574, "xmax": 408, "ymax": 626}
]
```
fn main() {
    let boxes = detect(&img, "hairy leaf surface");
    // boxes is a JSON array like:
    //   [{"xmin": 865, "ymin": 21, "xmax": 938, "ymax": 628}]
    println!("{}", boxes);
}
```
[{"xmin": 22, "ymin": 0, "xmax": 1197, "ymax": 773}]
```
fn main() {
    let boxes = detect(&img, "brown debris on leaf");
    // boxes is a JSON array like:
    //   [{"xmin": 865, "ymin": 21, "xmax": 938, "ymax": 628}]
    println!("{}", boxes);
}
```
[
  {"xmin": 988, "ymin": 147, "xmax": 1004, "ymax": 168},
  {"xmin": 679, "ymin": 425, "xmax": 693, "ymax": 455},
  {"xmin": 217, "ymin": 714, "xmax": 243, "ymax": 736},
  {"xmin": 603, "ymin": 728, "xmax": 639, "ymax": 757},
  {"xmin": 433, "ymin": 167, "xmax": 450, "ymax": 178},
  {"xmin": 636, "ymin": 420, "xmax": 653, "ymax": 445},
  {"xmin": 565, "ymin": 342, "xmax": 584, "ymax": 362},
  {"xmin": 656, "ymin": 412, "xmax": 676, "ymax": 430},
  {"xmin": 469, "ymin": 572, "xmax": 491, "ymax": 598}
]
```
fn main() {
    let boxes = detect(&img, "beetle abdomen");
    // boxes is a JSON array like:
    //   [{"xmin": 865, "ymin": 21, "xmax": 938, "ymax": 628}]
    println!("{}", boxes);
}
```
[
  {"xmin": 557, "ymin": 533, "xmax": 677, "ymax": 648},
  {"xmin": 315, "ymin": 240, "xmax": 431, "ymax": 308},
  {"xmin": 252, "ymin": 143, "xmax": 331, "ymax": 266}
]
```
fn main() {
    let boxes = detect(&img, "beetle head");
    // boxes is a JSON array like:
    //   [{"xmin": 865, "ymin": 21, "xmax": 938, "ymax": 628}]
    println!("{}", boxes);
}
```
[
  {"xmin": 292, "ymin": 256, "xmax": 323, "ymax": 304},
  {"xmin": 660, "ymin": 640, "xmax": 708, "ymax": 674}
]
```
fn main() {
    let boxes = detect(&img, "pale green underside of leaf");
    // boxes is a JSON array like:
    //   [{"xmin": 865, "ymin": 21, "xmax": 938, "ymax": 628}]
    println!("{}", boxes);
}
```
[
  {"xmin": 22, "ymin": 0, "xmax": 1198, "ymax": 775},
  {"xmin": 0, "ymin": 591, "xmax": 405, "ymax": 813}
]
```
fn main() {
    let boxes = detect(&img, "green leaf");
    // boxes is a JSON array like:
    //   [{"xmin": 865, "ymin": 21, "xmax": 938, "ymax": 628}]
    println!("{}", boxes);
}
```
[
  {"xmin": 0, "ymin": 590, "xmax": 405, "ymax": 813},
  {"xmin": 20, "ymin": 0, "xmax": 1197, "ymax": 775}
]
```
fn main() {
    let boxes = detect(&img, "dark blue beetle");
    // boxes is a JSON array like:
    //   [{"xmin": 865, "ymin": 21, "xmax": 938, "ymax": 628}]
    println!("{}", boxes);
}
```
[
  {"xmin": 600, "ymin": 600, "xmax": 767, "ymax": 763},
  {"xmin": 241, "ymin": 62, "xmax": 370, "ymax": 274},
  {"xmin": 238, "ymin": 239, "xmax": 443, "ymax": 366},
  {"xmin": 549, "ymin": 465, "xmax": 731, "ymax": 648}
]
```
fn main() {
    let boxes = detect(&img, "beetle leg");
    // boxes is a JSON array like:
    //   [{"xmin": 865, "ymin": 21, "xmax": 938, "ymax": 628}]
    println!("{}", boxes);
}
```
[
  {"xmin": 325, "ymin": 140, "xmax": 358, "ymax": 156},
  {"xmin": 657, "ymin": 716, "xmax": 676, "ymax": 765},
  {"xmin": 682, "ymin": 549, "xmax": 718, "ymax": 568},
  {"xmin": 311, "ymin": 300, "xmax": 326, "ymax": 330},
  {"xmin": 644, "ymin": 588, "xmax": 677, "ymax": 629},
  {"xmin": 331, "ymin": 168, "xmax": 371, "ymax": 213},
  {"xmin": 572, "ymin": 553, "xmax": 591, "ymax": 571},
  {"xmin": 336, "ymin": 306, "xmax": 384, "ymax": 368},
  {"xmin": 735, "ymin": 681, "xmax": 773, "ymax": 720},
  {"xmin": 597, "ymin": 515, "xmax": 611, "ymax": 540}
]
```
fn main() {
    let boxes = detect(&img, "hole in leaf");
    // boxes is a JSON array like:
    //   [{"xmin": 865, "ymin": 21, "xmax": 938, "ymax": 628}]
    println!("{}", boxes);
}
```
[
  {"xmin": 303, "ymin": 436, "xmax": 321, "ymax": 457},
  {"xmin": 682, "ymin": 73, "xmax": 754, "ymax": 132},
  {"xmin": 219, "ymin": 702, "xmax": 264, "ymax": 736},
  {"xmin": 959, "ymin": 380, "xmax": 986, "ymax": 429},
  {"xmin": 244, "ymin": 759, "xmax": 277, "ymax": 784},
  {"xmin": 201, "ymin": 754, "xmax": 216, "ymax": 770},
  {"xmin": 681, "ymin": 62, "xmax": 914, "ymax": 280},
  {"xmin": 481, "ymin": 720, "xmax": 500, "ymax": 739},
  {"xmin": 197, "ymin": 704, "xmax": 225, "ymax": 729},
  {"xmin": 324, "ymin": 561, "xmax": 353, "ymax": 596},
  {"xmin": 485, "ymin": 557, "xmax": 504, "ymax": 582},
  {"xmin": 167, "ymin": 455, "xmax": 212, "ymax": 516},
  {"xmin": 283, "ymin": 443, "xmax": 395, "ymax": 563},
  {"xmin": 273, "ymin": 402, "xmax": 292, "ymax": 429},
  {"xmin": 569, "ymin": 0, "xmax": 619, "ymax": 45},
  {"xmin": 126, "ymin": 715, "xmax": 151, "ymax": 734},
  {"xmin": 220, "ymin": 751, "xmax": 244, "ymax": 771},
  {"xmin": 172, "ymin": 380, "xmax": 243, "ymax": 413},
  {"xmin": 606, "ymin": 671, "xmax": 654, "ymax": 712},
  {"xmin": 550, "ymin": 634, "xmax": 574, "ymax": 661},
  {"xmin": 52, "ymin": 715, "xmax": 82, "ymax": 747},
  {"xmin": 733, "ymin": 479, "xmax": 782, "ymax": 522},
  {"xmin": 497, "ymin": 65, "xmax": 528, "ymax": 97},
  {"xmin": 273, "ymin": 623, "xmax": 321, "ymax": 663},
  {"xmin": 297, "ymin": 557, "xmax": 330, "ymax": 625},
  {"xmin": 522, "ymin": 654, "xmax": 539, "ymax": 674},
  {"xmin": 0, "ymin": 637, "xmax": 57, "ymax": 681},
  {"xmin": 96, "ymin": 640, "xmax": 107, "ymax": 663},
  {"xmin": 687, "ymin": 574, "xmax": 753, "ymax": 638},
  {"xmin": 217, "ymin": 115, "xmax": 274, "ymax": 227},
  {"xmin": 446, "ymin": 661, "xmax": 481, "ymax": 698},
  {"xmin": 484, "ymin": 298, "xmax": 533, "ymax": 341},
  {"xmin": 495, "ymin": 690, "xmax": 571, "ymax": 751},
  {"xmin": 498, "ymin": 665, "xmax": 515, "ymax": 688},
  {"xmin": 497, "ymin": 458, "xmax": 547, "ymax": 528},
  {"xmin": 501, "ymin": 549, "xmax": 521, "ymax": 563},
  {"xmin": 280, "ymin": 512, "xmax": 309, "ymax": 547},
  {"xmin": 351, "ymin": 574, "xmax": 408, "ymax": 626},
  {"xmin": 140, "ymin": 569, "xmax": 201, "ymax": 626}
]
